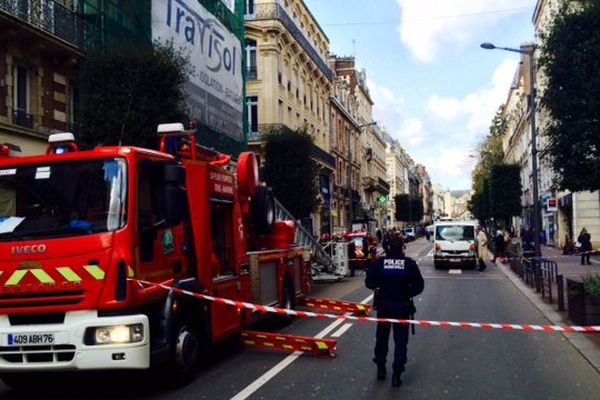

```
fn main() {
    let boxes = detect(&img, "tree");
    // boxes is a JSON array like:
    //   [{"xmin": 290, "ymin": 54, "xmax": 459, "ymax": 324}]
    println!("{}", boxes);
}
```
[
  {"xmin": 394, "ymin": 194, "xmax": 423, "ymax": 223},
  {"xmin": 394, "ymin": 194, "xmax": 410, "ymax": 222},
  {"xmin": 539, "ymin": 1, "xmax": 600, "ymax": 191},
  {"xmin": 410, "ymin": 196, "xmax": 424, "ymax": 223},
  {"xmin": 77, "ymin": 42, "xmax": 190, "ymax": 149},
  {"xmin": 489, "ymin": 164, "xmax": 522, "ymax": 227},
  {"xmin": 262, "ymin": 126, "xmax": 316, "ymax": 219},
  {"xmin": 470, "ymin": 105, "xmax": 507, "ymax": 226}
]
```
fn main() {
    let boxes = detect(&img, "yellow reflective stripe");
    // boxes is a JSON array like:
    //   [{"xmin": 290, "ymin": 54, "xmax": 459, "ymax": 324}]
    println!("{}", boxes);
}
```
[
  {"xmin": 127, "ymin": 266, "xmax": 135, "ymax": 278},
  {"xmin": 315, "ymin": 341, "xmax": 329, "ymax": 350},
  {"xmin": 57, "ymin": 267, "xmax": 82, "ymax": 282},
  {"xmin": 30, "ymin": 269, "xmax": 55, "ymax": 285},
  {"xmin": 282, "ymin": 344, "xmax": 293, "ymax": 350},
  {"xmin": 264, "ymin": 342, "xmax": 274, "ymax": 347},
  {"xmin": 5, "ymin": 270, "xmax": 27, "ymax": 286},
  {"xmin": 84, "ymin": 265, "xmax": 105, "ymax": 280},
  {"xmin": 357, "ymin": 305, "xmax": 365, "ymax": 311}
]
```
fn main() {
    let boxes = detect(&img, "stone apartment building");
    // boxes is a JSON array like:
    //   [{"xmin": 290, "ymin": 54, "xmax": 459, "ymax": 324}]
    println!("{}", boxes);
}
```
[
  {"xmin": 502, "ymin": 0, "xmax": 599, "ymax": 248},
  {"xmin": 0, "ymin": 0, "xmax": 83, "ymax": 155},
  {"xmin": 244, "ymin": 0, "xmax": 335, "ymax": 235}
]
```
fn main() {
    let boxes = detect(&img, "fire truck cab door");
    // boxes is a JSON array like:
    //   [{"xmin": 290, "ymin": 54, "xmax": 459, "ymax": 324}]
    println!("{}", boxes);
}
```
[
  {"xmin": 209, "ymin": 200, "xmax": 241, "ymax": 340},
  {"xmin": 136, "ymin": 160, "xmax": 187, "ymax": 281}
]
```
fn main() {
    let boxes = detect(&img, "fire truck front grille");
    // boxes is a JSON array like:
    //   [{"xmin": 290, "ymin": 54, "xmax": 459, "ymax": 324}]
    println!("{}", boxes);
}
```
[
  {"xmin": 0, "ymin": 345, "xmax": 76, "ymax": 363},
  {"xmin": 0, "ymin": 290, "xmax": 85, "ymax": 309}
]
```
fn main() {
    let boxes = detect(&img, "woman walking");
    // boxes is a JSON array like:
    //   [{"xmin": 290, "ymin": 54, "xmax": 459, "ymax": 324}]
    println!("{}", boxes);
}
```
[{"xmin": 577, "ymin": 228, "xmax": 592, "ymax": 265}]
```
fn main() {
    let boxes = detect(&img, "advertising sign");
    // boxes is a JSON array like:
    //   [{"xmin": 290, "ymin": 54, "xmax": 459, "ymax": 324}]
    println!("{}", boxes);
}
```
[{"xmin": 152, "ymin": 0, "xmax": 244, "ymax": 141}]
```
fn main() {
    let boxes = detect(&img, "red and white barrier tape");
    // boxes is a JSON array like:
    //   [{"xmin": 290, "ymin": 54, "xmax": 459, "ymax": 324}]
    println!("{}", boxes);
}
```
[{"xmin": 134, "ymin": 279, "xmax": 600, "ymax": 333}]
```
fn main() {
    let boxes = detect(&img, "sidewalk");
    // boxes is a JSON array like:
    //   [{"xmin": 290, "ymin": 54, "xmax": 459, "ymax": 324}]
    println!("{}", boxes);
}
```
[{"xmin": 495, "ymin": 244, "xmax": 600, "ymax": 372}]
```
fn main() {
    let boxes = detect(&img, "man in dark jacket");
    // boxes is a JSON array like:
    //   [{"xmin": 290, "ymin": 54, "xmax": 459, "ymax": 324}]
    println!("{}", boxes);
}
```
[{"xmin": 365, "ymin": 233, "xmax": 424, "ymax": 387}]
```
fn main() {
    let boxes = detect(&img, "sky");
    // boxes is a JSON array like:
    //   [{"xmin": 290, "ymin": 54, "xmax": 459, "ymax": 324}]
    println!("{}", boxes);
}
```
[{"xmin": 304, "ymin": 0, "xmax": 537, "ymax": 191}]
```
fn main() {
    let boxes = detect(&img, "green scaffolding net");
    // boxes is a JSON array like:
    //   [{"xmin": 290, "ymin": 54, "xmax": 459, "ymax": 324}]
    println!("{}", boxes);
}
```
[{"xmin": 81, "ymin": 0, "xmax": 247, "ymax": 158}]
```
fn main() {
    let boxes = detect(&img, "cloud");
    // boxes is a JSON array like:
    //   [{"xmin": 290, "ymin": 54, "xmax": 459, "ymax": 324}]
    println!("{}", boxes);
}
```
[
  {"xmin": 366, "ymin": 60, "xmax": 518, "ymax": 189},
  {"xmin": 425, "ymin": 58, "xmax": 518, "ymax": 138},
  {"xmin": 395, "ymin": 118, "xmax": 428, "ymax": 147},
  {"xmin": 395, "ymin": 0, "xmax": 531, "ymax": 62},
  {"xmin": 422, "ymin": 147, "xmax": 478, "ymax": 188}
]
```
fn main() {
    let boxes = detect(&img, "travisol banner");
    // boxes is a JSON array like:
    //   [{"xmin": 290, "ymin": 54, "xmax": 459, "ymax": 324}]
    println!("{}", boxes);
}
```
[{"xmin": 152, "ymin": 0, "xmax": 244, "ymax": 141}]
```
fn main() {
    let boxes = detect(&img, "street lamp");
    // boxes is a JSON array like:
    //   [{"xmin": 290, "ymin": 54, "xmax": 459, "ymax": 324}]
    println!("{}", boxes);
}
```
[{"xmin": 481, "ymin": 42, "xmax": 541, "ymax": 258}]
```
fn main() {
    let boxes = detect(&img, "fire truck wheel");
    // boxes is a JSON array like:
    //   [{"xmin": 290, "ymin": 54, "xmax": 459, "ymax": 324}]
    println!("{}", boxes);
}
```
[
  {"xmin": 251, "ymin": 186, "xmax": 275, "ymax": 234},
  {"xmin": 170, "ymin": 325, "xmax": 200, "ymax": 382}
]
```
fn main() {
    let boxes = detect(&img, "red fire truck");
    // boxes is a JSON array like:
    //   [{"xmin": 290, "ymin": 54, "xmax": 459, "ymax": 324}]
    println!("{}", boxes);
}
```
[{"xmin": 0, "ymin": 124, "xmax": 309, "ymax": 387}]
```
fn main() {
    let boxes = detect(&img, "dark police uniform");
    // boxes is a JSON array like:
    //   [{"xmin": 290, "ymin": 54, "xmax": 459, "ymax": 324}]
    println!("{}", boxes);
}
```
[{"xmin": 366, "ymin": 247, "xmax": 424, "ymax": 382}]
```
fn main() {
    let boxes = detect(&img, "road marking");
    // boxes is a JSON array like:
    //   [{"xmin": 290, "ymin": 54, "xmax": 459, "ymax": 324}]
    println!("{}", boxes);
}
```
[
  {"xmin": 230, "ymin": 293, "xmax": 374, "ymax": 400},
  {"xmin": 448, "ymin": 269, "xmax": 462, "ymax": 274},
  {"xmin": 331, "ymin": 323, "xmax": 354, "ymax": 338},
  {"xmin": 423, "ymin": 275, "xmax": 504, "ymax": 280}
]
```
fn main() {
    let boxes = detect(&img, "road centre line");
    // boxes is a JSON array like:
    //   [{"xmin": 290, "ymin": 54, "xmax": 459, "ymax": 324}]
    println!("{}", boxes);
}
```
[
  {"xmin": 331, "ymin": 323, "xmax": 354, "ymax": 338},
  {"xmin": 230, "ymin": 293, "xmax": 374, "ymax": 400}
]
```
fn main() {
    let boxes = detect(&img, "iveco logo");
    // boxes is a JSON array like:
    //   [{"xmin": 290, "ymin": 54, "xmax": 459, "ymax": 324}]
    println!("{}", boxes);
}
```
[{"xmin": 11, "ymin": 244, "xmax": 47, "ymax": 255}]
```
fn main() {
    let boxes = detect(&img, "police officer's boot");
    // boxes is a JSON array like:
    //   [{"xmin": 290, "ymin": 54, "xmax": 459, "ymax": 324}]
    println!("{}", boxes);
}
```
[
  {"xmin": 391, "ymin": 365, "xmax": 404, "ymax": 387},
  {"xmin": 376, "ymin": 364, "xmax": 386, "ymax": 381}
]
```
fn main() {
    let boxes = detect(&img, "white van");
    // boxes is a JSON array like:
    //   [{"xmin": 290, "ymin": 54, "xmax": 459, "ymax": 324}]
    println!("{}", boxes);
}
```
[{"xmin": 433, "ymin": 221, "xmax": 477, "ymax": 269}]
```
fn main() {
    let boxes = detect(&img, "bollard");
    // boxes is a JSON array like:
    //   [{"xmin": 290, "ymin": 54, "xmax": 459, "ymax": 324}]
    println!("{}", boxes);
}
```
[{"xmin": 557, "ymin": 274, "xmax": 565, "ymax": 312}]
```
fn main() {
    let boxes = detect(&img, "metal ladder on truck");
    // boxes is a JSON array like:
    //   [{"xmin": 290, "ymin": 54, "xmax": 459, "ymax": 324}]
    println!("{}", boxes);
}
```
[{"xmin": 274, "ymin": 198, "xmax": 347, "ymax": 281}]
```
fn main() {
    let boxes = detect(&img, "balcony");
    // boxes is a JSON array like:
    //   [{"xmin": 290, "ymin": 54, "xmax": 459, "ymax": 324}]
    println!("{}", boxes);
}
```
[
  {"xmin": 362, "ymin": 177, "xmax": 377, "ymax": 192},
  {"xmin": 377, "ymin": 177, "xmax": 390, "ymax": 194},
  {"xmin": 0, "ymin": 0, "xmax": 84, "ymax": 49},
  {"xmin": 244, "ymin": 3, "xmax": 333, "ymax": 81},
  {"xmin": 11, "ymin": 108, "xmax": 34, "ymax": 129},
  {"xmin": 311, "ymin": 143, "xmax": 335, "ymax": 170}
]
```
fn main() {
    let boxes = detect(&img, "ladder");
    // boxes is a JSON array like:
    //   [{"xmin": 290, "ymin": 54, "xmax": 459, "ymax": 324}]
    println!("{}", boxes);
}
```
[{"xmin": 273, "ymin": 198, "xmax": 341, "ymax": 279}]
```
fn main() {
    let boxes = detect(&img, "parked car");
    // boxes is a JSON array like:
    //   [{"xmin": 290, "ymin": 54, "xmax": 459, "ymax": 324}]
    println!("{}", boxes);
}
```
[{"xmin": 402, "ymin": 227, "xmax": 416, "ymax": 241}]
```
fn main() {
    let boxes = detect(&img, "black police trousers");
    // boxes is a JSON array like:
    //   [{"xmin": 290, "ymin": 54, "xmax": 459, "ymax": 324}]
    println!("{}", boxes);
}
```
[{"xmin": 373, "ymin": 310, "xmax": 410, "ymax": 372}]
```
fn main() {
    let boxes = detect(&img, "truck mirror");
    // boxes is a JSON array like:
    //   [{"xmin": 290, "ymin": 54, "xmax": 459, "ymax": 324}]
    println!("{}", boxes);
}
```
[{"xmin": 164, "ymin": 164, "xmax": 187, "ymax": 226}]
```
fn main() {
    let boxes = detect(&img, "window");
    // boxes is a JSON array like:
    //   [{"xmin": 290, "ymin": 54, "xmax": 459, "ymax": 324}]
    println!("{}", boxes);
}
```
[
  {"xmin": 210, "ymin": 202, "xmax": 234, "ymax": 278},
  {"xmin": 244, "ymin": 0, "xmax": 254, "ymax": 16},
  {"xmin": 246, "ymin": 96, "xmax": 258, "ymax": 133},
  {"xmin": 12, "ymin": 65, "xmax": 31, "ymax": 128},
  {"xmin": 245, "ymin": 39, "xmax": 257, "ymax": 80}
]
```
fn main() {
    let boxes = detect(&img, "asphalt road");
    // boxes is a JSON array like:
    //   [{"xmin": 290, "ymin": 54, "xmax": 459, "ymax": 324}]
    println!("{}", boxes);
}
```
[{"xmin": 2, "ymin": 239, "xmax": 600, "ymax": 399}]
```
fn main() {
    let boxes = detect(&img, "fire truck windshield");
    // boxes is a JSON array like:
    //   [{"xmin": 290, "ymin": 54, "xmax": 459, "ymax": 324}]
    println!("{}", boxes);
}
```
[{"xmin": 0, "ymin": 158, "xmax": 127, "ymax": 240}]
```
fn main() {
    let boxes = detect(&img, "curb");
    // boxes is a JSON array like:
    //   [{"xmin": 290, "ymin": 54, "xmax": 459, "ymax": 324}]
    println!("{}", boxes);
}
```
[{"xmin": 495, "ymin": 257, "xmax": 600, "ymax": 373}]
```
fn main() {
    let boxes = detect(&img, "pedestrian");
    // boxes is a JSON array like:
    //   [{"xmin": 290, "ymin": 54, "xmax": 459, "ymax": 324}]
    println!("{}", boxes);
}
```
[
  {"xmin": 476, "ymin": 226, "xmax": 488, "ymax": 271},
  {"xmin": 365, "ymin": 233, "xmax": 424, "ymax": 387},
  {"xmin": 521, "ymin": 226, "xmax": 534, "ymax": 255},
  {"xmin": 577, "ymin": 228, "xmax": 592, "ymax": 265},
  {"xmin": 376, "ymin": 228, "xmax": 383, "ymax": 243},
  {"xmin": 492, "ymin": 230, "xmax": 505, "ymax": 262},
  {"xmin": 382, "ymin": 230, "xmax": 392, "ymax": 254}
]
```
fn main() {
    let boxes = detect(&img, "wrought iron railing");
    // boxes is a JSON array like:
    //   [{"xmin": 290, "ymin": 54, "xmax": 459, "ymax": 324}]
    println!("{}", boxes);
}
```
[
  {"xmin": 0, "ymin": 0, "xmax": 84, "ymax": 48},
  {"xmin": 244, "ymin": 3, "xmax": 333, "ymax": 81},
  {"xmin": 11, "ymin": 108, "xmax": 34, "ymax": 129}
]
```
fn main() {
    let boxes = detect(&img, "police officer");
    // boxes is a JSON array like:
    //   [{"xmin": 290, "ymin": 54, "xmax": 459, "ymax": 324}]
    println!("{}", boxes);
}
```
[{"xmin": 365, "ymin": 233, "xmax": 424, "ymax": 387}]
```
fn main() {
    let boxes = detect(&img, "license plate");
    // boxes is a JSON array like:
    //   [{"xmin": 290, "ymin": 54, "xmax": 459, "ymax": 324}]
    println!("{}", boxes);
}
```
[
  {"xmin": 2, "ymin": 332, "xmax": 68, "ymax": 346},
  {"xmin": 450, "ymin": 258, "xmax": 461, "ymax": 262}
]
